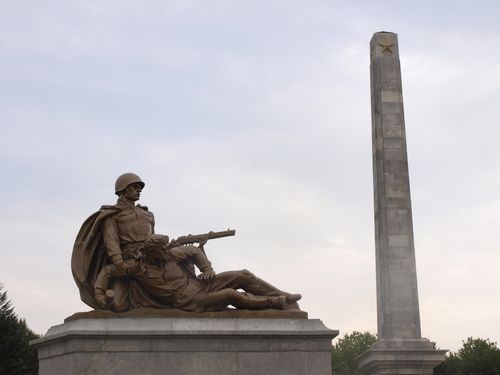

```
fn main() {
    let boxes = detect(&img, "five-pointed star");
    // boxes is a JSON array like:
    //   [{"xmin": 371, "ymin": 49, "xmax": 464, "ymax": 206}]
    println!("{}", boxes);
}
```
[{"xmin": 378, "ymin": 41, "xmax": 395, "ymax": 54}]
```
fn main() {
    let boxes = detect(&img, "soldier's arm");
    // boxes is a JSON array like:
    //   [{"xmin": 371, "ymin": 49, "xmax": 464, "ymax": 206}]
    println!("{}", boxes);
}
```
[
  {"xmin": 102, "ymin": 217, "xmax": 125, "ymax": 265},
  {"xmin": 168, "ymin": 245, "xmax": 215, "ymax": 278},
  {"xmin": 137, "ymin": 205, "xmax": 155, "ymax": 234}
]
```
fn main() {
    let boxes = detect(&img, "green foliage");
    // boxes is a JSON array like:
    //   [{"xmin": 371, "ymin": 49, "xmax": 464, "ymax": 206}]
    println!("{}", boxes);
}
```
[
  {"xmin": 434, "ymin": 337, "xmax": 500, "ymax": 375},
  {"xmin": 332, "ymin": 331, "xmax": 377, "ymax": 375},
  {"xmin": 0, "ymin": 283, "xmax": 40, "ymax": 375}
]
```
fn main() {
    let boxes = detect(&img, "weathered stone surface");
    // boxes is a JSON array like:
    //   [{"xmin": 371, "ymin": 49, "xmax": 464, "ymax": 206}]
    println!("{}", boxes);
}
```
[
  {"xmin": 32, "ymin": 317, "xmax": 337, "ymax": 375},
  {"xmin": 360, "ymin": 31, "xmax": 446, "ymax": 374},
  {"xmin": 359, "ymin": 338, "xmax": 447, "ymax": 375},
  {"xmin": 371, "ymin": 30, "xmax": 421, "ymax": 342}
]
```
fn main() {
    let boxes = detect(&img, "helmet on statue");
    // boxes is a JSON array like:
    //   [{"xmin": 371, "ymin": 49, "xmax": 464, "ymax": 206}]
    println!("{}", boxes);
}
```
[{"xmin": 114, "ymin": 173, "xmax": 145, "ymax": 195}]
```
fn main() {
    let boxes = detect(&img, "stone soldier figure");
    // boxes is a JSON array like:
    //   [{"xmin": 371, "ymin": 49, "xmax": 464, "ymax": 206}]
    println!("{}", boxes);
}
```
[{"xmin": 72, "ymin": 173, "xmax": 301, "ymax": 312}]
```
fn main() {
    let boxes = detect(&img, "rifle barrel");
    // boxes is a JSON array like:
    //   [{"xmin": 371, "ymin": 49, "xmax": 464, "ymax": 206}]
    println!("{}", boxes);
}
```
[
  {"xmin": 207, "ymin": 229, "xmax": 236, "ymax": 239},
  {"xmin": 174, "ymin": 229, "xmax": 236, "ymax": 244}
]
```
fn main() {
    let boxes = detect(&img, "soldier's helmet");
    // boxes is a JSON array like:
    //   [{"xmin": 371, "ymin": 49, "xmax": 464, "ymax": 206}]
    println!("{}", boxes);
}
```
[{"xmin": 115, "ymin": 173, "xmax": 145, "ymax": 195}]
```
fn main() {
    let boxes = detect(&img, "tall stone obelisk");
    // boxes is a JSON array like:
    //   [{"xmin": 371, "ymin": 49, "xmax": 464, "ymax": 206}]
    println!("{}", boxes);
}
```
[{"xmin": 358, "ymin": 32, "xmax": 446, "ymax": 374}]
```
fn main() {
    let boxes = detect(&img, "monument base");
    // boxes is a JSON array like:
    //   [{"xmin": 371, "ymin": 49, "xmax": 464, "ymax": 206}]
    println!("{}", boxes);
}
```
[
  {"xmin": 32, "ymin": 316, "xmax": 337, "ymax": 375},
  {"xmin": 358, "ymin": 338, "xmax": 447, "ymax": 375}
]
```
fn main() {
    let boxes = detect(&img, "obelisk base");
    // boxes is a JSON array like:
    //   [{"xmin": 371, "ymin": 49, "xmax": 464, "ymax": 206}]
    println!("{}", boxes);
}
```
[
  {"xmin": 32, "ymin": 316, "xmax": 337, "ymax": 375},
  {"xmin": 358, "ymin": 338, "xmax": 447, "ymax": 375}
]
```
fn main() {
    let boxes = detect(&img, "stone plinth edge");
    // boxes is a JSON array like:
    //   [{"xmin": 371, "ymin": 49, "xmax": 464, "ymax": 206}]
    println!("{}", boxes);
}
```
[
  {"xmin": 65, "ymin": 307, "xmax": 308, "ymax": 322},
  {"xmin": 33, "ymin": 317, "xmax": 335, "ymax": 348},
  {"xmin": 32, "ymin": 317, "xmax": 338, "ymax": 375}
]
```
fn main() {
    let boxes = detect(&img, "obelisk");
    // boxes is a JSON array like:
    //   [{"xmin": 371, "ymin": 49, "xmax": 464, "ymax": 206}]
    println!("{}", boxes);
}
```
[{"xmin": 358, "ymin": 31, "xmax": 446, "ymax": 374}]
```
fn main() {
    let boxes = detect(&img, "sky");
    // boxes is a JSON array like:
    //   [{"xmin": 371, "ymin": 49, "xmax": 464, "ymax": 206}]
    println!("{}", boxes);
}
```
[{"xmin": 1, "ymin": 0, "xmax": 500, "ymax": 352}]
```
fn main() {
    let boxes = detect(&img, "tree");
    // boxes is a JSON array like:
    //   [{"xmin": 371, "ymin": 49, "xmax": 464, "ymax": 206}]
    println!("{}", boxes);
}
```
[
  {"xmin": 434, "ymin": 337, "xmax": 500, "ymax": 375},
  {"xmin": 0, "ymin": 283, "xmax": 40, "ymax": 375},
  {"xmin": 332, "ymin": 331, "xmax": 377, "ymax": 375}
]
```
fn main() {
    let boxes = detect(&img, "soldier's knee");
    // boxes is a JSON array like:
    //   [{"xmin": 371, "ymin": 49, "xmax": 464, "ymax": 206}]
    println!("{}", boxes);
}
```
[
  {"xmin": 240, "ymin": 269, "xmax": 255, "ymax": 278},
  {"xmin": 169, "ymin": 245, "xmax": 198, "ymax": 258},
  {"xmin": 171, "ymin": 245, "xmax": 196, "ymax": 251},
  {"xmin": 184, "ymin": 245, "xmax": 199, "ymax": 254},
  {"xmin": 221, "ymin": 288, "xmax": 240, "ymax": 299}
]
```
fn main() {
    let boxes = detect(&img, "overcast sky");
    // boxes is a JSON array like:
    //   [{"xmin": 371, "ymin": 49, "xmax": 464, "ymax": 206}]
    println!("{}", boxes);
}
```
[{"xmin": 1, "ymin": 0, "xmax": 500, "ymax": 351}]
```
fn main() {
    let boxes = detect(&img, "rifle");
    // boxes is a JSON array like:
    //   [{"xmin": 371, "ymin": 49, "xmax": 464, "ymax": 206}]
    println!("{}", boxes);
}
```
[{"xmin": 168, "ymin": 229, "xmax": 236, "ymax": 249}]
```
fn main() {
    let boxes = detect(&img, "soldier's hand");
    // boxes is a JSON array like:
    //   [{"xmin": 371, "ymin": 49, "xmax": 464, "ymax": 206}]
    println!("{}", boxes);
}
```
[
  {"xmin": 198, "ymin": 234, "xmax": 209, "ymax": 247},
  {"xmin": 114, "ymin": 259, "xmax": 130, "ymax": 275},
  {"xmin": 198, "ymin": 269, "xmax": 216, "ymax": 281}
]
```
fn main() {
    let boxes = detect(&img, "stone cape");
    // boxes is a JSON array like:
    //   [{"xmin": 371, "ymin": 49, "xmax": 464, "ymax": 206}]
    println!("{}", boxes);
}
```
[
  {"xmin": 73, "ymin": 205, "xmax": 174, "ymax": 311},
  {"xmin": 71, "ymin": 206, "xmax": 120, "ymax": 309}
]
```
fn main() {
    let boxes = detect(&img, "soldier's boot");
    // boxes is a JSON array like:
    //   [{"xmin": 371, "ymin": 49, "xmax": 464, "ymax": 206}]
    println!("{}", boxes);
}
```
[
  {"xmin": 267, "ymin": 294, "xmax": 302, "ymax": 309},
  {"xmin": 95, "ymin": 289, "xmax": 115, "ymax": 307},
  {"xmin": 94, "ymin": 264, "xmax": 115, "ymax": 307}
]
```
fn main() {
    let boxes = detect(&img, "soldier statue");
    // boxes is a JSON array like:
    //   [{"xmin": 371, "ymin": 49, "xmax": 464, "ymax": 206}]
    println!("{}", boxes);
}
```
[{"xmin": 72, "ymin": 173, "xmax": 301, "ymax": 313}]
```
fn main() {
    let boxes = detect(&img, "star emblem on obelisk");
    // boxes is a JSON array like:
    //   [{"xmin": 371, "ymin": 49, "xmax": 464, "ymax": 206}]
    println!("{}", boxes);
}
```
[{"xmin": 378, "ymin": 41, "xmax": 395, "ymax": 55}]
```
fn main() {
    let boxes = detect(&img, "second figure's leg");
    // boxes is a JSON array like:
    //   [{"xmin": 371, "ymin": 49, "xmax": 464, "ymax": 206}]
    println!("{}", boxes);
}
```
[
  {"xmin": 204, "ymin": 270, "xmax": 301, "ymax": 309},
  {"xmin": 191, "ymin": 288, "xmax": 289, "ymax": 311}
]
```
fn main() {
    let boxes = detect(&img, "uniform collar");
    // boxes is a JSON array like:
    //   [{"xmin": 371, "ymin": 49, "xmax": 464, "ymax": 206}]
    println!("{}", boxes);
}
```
[{"xmin": 116, "ymin": 196, "xmax": 137, "ymax": 209}]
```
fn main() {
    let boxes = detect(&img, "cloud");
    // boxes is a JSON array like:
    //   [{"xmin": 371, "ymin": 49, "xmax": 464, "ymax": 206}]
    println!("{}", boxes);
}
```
[{"xmin": 2, "ymin": 0, "xmax": 500, "ymax": 351}]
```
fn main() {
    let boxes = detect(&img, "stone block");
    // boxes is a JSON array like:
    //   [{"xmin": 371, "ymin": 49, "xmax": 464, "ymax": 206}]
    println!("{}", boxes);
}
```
[
  {"xmin": 382, "ymin": 138, "xmax": 404, "ymax": 150},
  {"xmin": 383, "ymin": 124, "xmax": 403, "ymax": 137},
  {"xmin": 385, "ymin": 186, "xmax": 408, "ymax": 199},
  {"xmin": 358, "ymin": 338, "xmax": 447, "ymax": 375},
  {"xmin": 387, "ymin": 234, "xmax": 410, "ymax": 247},
  {"xmin": 32, "ymin": 317, "xmax": 337, "ymax": 375},
  {"xmin": 381, "ymin": 90, "xmax": 403, "ymax": 103},
  {"xmin": 381, "ymin": 102, "xmax": 403, "ymax": 114}
]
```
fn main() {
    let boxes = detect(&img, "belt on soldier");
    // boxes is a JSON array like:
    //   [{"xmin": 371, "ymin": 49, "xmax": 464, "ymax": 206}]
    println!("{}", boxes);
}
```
[{"xmin": 121, "ymin": 242, "xmax": 145, "ymax": 259}]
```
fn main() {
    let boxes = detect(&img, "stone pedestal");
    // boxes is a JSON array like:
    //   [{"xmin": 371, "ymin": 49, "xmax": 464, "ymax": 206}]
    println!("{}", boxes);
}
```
[
  {"xmin": 32, "ymin": 316, "xmax": 337, "ymax": 375},
  {"xmin": 358, "ymin": 338, "xmax": 447, "ymax": 375}
]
